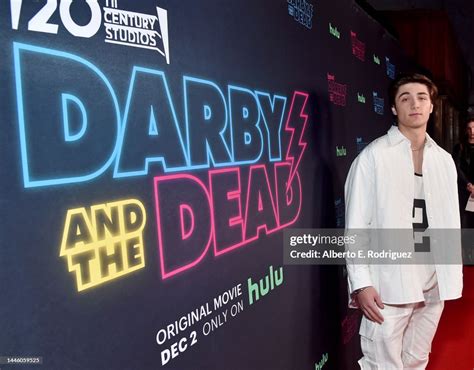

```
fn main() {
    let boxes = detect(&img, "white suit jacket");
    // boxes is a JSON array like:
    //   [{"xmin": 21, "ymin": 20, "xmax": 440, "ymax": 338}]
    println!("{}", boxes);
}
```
[{"xmin": 345, "ymin": 125, "xmax": 463, "ymax": 305}]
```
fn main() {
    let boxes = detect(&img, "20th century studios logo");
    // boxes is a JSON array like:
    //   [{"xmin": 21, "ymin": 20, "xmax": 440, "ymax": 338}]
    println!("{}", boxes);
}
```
[{"xmin": 9, "ymin": 0, "xmax": 170, "ymax": 64}]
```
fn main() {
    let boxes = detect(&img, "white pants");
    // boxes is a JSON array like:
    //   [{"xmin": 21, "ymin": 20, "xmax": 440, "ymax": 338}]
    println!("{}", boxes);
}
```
[{"xmin": 358, "ymin": 288, "xmax": 444, "ymax": 370}]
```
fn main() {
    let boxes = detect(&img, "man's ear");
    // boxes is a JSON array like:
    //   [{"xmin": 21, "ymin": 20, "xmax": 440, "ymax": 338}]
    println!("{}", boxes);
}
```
[
  {"xmin": 391, "ymin": 106, "xmax": 397, "ymax": 115},
  {"xmin": 429, "ymin": 103, "xmax": 433, "ymax": 113}
]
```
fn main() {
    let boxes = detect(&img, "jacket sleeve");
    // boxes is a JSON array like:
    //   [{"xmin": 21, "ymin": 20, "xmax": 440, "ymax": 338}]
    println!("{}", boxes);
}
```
[
  {"xmin": 447, "ymin": 155, "xmax": 462, "ymax": 228},
  {"xmin": 344, "ymin": 148, "xmax": 375, "ymax": 295}
]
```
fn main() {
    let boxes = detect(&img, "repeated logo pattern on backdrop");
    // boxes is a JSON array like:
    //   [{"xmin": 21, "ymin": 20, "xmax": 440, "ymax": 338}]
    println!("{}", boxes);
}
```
[{"xmin": 0, "ymin": 1, "xmax": 407, "ymax": 369}]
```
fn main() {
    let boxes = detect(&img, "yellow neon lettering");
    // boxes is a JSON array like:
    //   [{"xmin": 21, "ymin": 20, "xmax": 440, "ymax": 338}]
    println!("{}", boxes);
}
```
[{"xmin": 60, "ymin": 199, "xmax": 146, "ymax": 291}]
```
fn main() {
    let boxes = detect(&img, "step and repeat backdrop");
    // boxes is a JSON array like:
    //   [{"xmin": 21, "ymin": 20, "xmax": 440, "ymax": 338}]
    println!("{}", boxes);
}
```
[{"xmin": 0, "ymin": 1, "xmax": 413, "ymax": 369}]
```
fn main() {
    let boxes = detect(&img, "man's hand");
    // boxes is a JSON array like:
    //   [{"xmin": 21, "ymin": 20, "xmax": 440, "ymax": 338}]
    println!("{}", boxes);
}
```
[{"xmin": 355, "ymin": 286, "xmax": 384, "ymax": 324}]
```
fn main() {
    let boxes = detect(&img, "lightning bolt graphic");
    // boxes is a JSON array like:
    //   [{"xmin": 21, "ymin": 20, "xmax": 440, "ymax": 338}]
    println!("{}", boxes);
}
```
[{"xmin": 284, "ymin": 91, "xmax": 309, "ymax": 192}]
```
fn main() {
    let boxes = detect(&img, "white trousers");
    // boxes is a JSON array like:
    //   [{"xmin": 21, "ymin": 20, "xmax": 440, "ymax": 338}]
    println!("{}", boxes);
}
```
[{"xmin": 358, "ymin": 288, "xmax": 444, "ymax": 370}]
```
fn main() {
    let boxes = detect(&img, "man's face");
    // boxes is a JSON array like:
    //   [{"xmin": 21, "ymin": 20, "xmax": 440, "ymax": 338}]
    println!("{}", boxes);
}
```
[
  {"xmin": 392, "ymin": 82, "xmax": 433, "ymax": 130},
  {"xmin": 467, "ymin": 121, "xmax": 474, "ymax": 143}
]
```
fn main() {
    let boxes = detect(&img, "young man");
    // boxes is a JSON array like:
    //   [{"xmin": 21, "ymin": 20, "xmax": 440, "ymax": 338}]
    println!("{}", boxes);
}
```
[{"xmin": 345, "ymin": 73, "xmax": 463, "ymax": 369}]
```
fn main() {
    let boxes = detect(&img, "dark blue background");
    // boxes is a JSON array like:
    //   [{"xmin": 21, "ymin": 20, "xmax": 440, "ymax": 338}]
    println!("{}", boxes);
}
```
[{"xmin": 0, "ymin": 1, "xmax": 414, "ymax": 369}]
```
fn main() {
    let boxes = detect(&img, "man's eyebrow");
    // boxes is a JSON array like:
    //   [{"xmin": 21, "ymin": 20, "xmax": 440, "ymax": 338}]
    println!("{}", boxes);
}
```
[
  {"xmin": 397, "ymin": 92, "xmax": 410, "ymax": 99},
  {"xmin": 396, "ymin": 91, "xmax": 429, "ymax": 99}
]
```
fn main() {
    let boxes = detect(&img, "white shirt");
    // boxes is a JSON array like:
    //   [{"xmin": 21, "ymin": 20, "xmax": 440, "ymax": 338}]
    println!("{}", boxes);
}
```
[
  {"xmin": 412, "ymin": 174, "xmax": 437, "ymax": 294},
  {"xmin": 345, "ymin": 126, "xmax": 463, "ymax": 305}
]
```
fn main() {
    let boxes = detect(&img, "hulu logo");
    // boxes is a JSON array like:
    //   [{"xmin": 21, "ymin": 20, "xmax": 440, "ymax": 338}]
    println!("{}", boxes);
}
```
[
  {"xmin": 373, "ymin": 55, "xmax": 380, "ymax": 64},
  {"xmin": 336, "ymin": 146, "xmax": 347, "ymax": 157},
  {"xmin": 329, "ymin": 23, "xmax": 340, "ymax": 39},
  {"xmin": 357, "ymin": 93, "xmax": 366, "ymax": 103},
  {"xmin": 248, "ymin": 265, "xmax": 283, "ymax": 305},
  {"xmin": 315, "ymin": 353, "xmax": 329, "ymax": 370}
]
